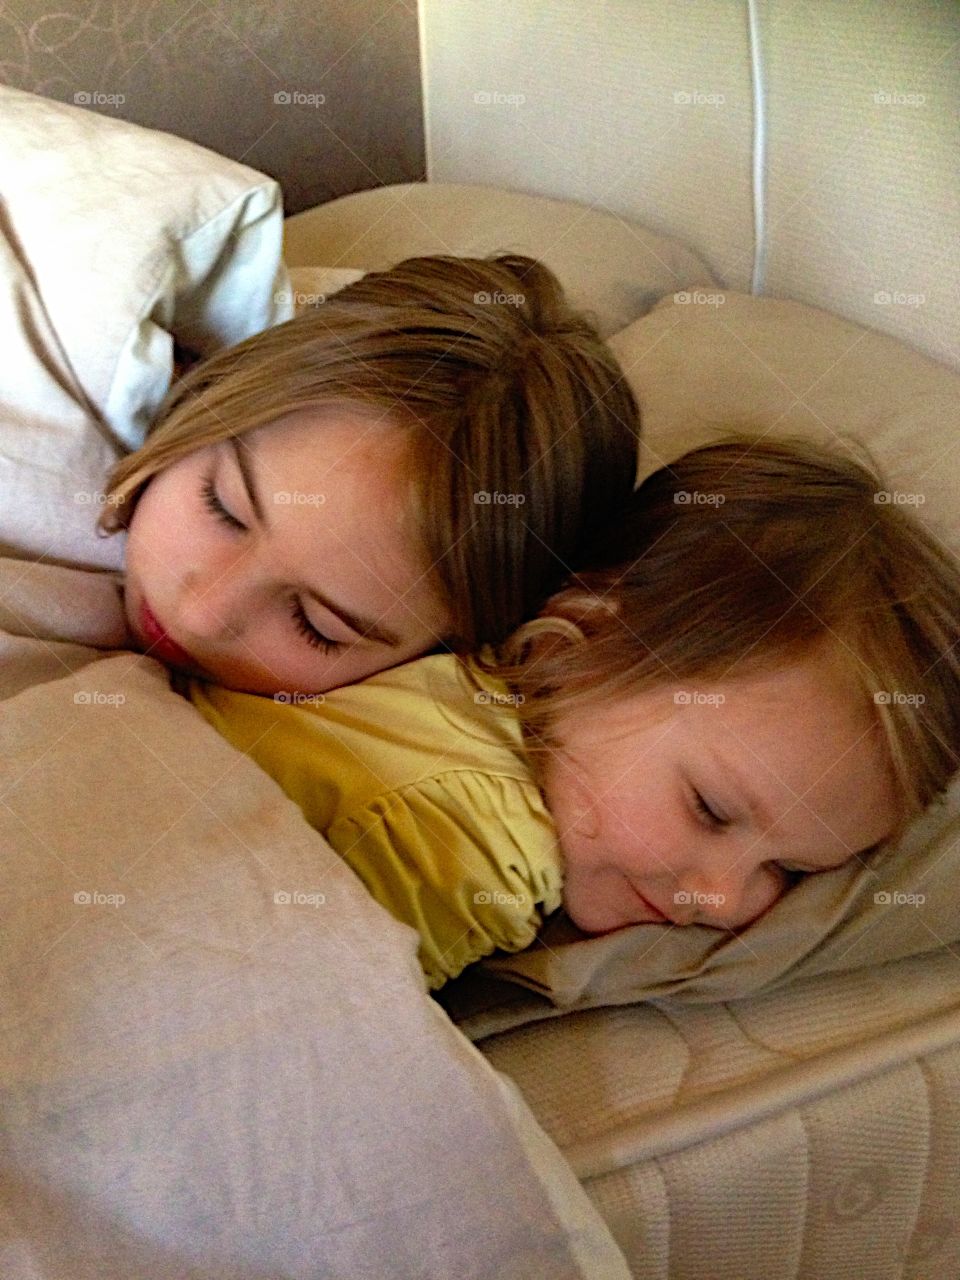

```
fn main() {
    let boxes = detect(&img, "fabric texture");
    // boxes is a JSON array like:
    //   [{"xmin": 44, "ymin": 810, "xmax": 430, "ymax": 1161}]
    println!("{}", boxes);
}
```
[
  {"xmin": 183, "ymin": 654, "xmax": 563, "ymax": 989},
  {"xmin": 471, "ymin": 947, "xmax": 960, "ymax": 1279},
  {"xmin": 0, "ymin": 84, "xmax": 291, "ymax": 571},
  {"xmin": 417, "ymin": 1, "xmax": 959, "ymax": 374}
]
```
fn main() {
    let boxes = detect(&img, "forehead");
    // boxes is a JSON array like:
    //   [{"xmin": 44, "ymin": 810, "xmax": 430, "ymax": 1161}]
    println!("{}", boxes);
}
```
[{"xmin": 250, "ymin": 405, "xmax": 408, "ymax": 501}]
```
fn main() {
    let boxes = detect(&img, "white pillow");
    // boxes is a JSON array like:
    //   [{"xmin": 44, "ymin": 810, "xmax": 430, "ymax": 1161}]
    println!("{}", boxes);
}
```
[{"xmin": 0, "ymin": 86, "xmax": 292, "ymax": 570}]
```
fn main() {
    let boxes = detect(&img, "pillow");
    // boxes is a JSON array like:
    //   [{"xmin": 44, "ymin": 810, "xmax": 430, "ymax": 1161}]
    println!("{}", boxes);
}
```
[
  {"xmin": 285, "ymin": 264, "xmax": 367, "ymax": 311},
  {"xmin": 282, "ymin": 181, "xmax": 718, "ymax": 338},
  {"xmin": 0, "ymin": 86, "xmax": 292, "ymax": 570},
  {"xmin": 619, "ymin": 291, "xmax": 960, "ymax": 555},
  {"xmin": 439, "ymin": 291, "xmax": 960, "ymax": 1025}
]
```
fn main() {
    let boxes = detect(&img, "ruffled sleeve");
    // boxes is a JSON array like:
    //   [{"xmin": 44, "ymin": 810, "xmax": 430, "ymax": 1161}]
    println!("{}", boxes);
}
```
[{"xmin": 327, "ymin": 770, "xmax": 563, "ymax": 991}]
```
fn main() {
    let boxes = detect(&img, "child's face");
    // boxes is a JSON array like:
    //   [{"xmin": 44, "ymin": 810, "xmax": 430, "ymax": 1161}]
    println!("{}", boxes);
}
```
[
  {"xmin": 542, "ymin": 639, "xmax": 903, "ymax": 933},
  {"xmin": 122, "ymin": 408, "xmax": 452, "ymax": 695}
]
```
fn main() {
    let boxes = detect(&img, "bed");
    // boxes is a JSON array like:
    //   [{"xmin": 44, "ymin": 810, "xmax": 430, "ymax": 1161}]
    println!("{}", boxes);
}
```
[{"xmin": 2, "ymin": 13, "xmax": 959, "ymax": 1275}]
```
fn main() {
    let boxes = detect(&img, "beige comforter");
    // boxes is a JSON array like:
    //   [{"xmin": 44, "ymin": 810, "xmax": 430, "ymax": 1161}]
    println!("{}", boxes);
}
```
[{"xmin": 0, "ymin": 557, "xmax": 631, "ymax": 1278}]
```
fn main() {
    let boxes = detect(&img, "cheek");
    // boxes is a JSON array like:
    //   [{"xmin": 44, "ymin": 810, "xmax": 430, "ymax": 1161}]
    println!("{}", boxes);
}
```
[
  {"xmin": 595, "ymin": 789, "xmax": 686, "ymax": 876},
  {"xmin": 129, "ymin": 467, "xmax": 201, "ymax": 564}
]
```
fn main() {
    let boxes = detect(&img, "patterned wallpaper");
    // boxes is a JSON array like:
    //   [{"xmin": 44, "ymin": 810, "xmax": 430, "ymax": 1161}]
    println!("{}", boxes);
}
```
[{"xmin": 0, "ymin": 0, "xmax": 426, "ymax": 214}]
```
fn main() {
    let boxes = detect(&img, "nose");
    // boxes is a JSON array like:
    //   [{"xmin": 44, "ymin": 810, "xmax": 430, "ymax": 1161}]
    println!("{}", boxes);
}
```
[{"xmin": 674, "ymin": 863, "xmax": 785, "ymax": 928}]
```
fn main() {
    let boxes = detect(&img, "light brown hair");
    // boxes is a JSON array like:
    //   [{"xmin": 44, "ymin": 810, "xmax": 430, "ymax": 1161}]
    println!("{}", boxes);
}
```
[
  {"xmin": 490, "ymin": 432, "xmax": 960, "ymax": 827},
  {"xmin": 96, "ymin": 253, "xmax": 640, "ymax": 649}
]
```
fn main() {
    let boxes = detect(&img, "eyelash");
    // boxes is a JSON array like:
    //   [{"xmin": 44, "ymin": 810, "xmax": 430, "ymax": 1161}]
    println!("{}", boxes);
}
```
[
  {"xmin": 199, "ymin": 476, "xmax": 336, "ymax": 653},
  {"xmin": 692, "ymin": 788, "xmax": 807, "ymax": 878},
  {"xmin": 200, "ymin": 476, "xmax": 245, "ymax": 532},
  {"xmin": 693, "ymin": 790, "xmax": 729, "ymax": 830}
]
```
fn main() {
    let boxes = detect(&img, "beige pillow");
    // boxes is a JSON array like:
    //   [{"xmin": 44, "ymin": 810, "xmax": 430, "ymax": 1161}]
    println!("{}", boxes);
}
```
[
  {"xmin": 283, "ymin": 181, "xmax": 718, "ymax": 338},
  {"xmin": 617, "ymin": 290, "xmax": 960, "ymax": 554},
  {"xmin": 284, "ymin": 265, "xmax": 367, "ymax": 310},
  {"xmin": 441, "ymin": 292, "xmax": 960, "ymax": 1025}
]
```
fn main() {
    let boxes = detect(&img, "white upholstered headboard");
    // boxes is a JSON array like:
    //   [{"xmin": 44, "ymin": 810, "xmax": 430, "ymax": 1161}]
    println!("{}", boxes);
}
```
[{"xmin": 418, "ymin": 0, "xmax": 959, "ymax": 373}]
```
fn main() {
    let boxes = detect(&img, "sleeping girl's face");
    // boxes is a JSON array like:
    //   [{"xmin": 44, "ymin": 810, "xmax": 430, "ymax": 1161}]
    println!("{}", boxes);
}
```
[
  {"xmin": 541, "ymin": 638, "xmax": 903, "ymax": 933},
  {"xmin": 122, "ymin": 408, "xmax": 453, "ymax": 695}
]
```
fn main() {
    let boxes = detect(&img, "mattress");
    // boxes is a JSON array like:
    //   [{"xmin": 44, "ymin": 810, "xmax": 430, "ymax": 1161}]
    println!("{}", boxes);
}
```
[{"xmin": 470, "ymin": 947, "xmax": 960, "ymax": 1277}]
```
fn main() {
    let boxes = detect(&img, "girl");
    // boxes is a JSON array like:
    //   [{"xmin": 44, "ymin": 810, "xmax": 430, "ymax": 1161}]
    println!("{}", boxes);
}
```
[
  {"xmin": 96, "ymin": 253, "xmax": 641, "ymax": 694},
  {"xmin": 182, "ymin": 434, "xmax": 960, "ymax": 989}
]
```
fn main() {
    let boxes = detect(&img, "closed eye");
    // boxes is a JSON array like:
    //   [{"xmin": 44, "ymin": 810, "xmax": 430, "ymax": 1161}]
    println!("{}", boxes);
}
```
[
  {"xmin": 200, "ymin": 476, "xmax": 245, "ymax": 532},
  {"xmin": 692, "ymin": 789, "xmax": 730, "ymax": 830}
]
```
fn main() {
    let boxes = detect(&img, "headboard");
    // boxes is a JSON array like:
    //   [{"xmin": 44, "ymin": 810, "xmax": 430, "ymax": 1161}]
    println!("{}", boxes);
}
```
[{"xmin": 418, "ymin": 0, "xmax": 960, "ymax": 374}]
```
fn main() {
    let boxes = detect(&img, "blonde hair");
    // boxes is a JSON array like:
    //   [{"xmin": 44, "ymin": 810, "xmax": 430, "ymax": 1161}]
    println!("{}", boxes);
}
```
[
  {"xmin": 489, "ymin": 432, "xmax": 960, "ymax": 826},
  {"xmin": 96, "ymin": 253, "xmax": 640, "ymax": 649}
]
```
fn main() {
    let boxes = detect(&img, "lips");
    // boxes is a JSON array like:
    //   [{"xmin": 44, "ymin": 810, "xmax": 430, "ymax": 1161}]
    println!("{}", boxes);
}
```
[{"xmin": 138, "ymin": 598, "xmax": 197, "ymax": 668}]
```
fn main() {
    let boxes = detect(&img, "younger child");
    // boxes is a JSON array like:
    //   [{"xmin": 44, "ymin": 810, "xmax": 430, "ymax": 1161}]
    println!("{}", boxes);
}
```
[
  {"xmin": 97, "ymin": 252, "xmax": 640, "ymax": 695},
  {"xmin": 181, "ymin": 435, "xmax": 960, "ymax": 989}
]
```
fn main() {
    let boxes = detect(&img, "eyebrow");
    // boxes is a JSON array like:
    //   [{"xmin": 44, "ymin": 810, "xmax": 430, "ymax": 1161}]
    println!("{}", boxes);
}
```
[{"xmin": 226, "ymin": 436, "xmax": 403, "ymax": 648}]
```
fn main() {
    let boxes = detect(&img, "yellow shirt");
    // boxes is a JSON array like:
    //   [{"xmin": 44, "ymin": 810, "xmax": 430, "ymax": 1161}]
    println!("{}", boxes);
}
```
[{"xmin": 181, "ymin": 655, "xmax": 563, "ymax": 990}]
